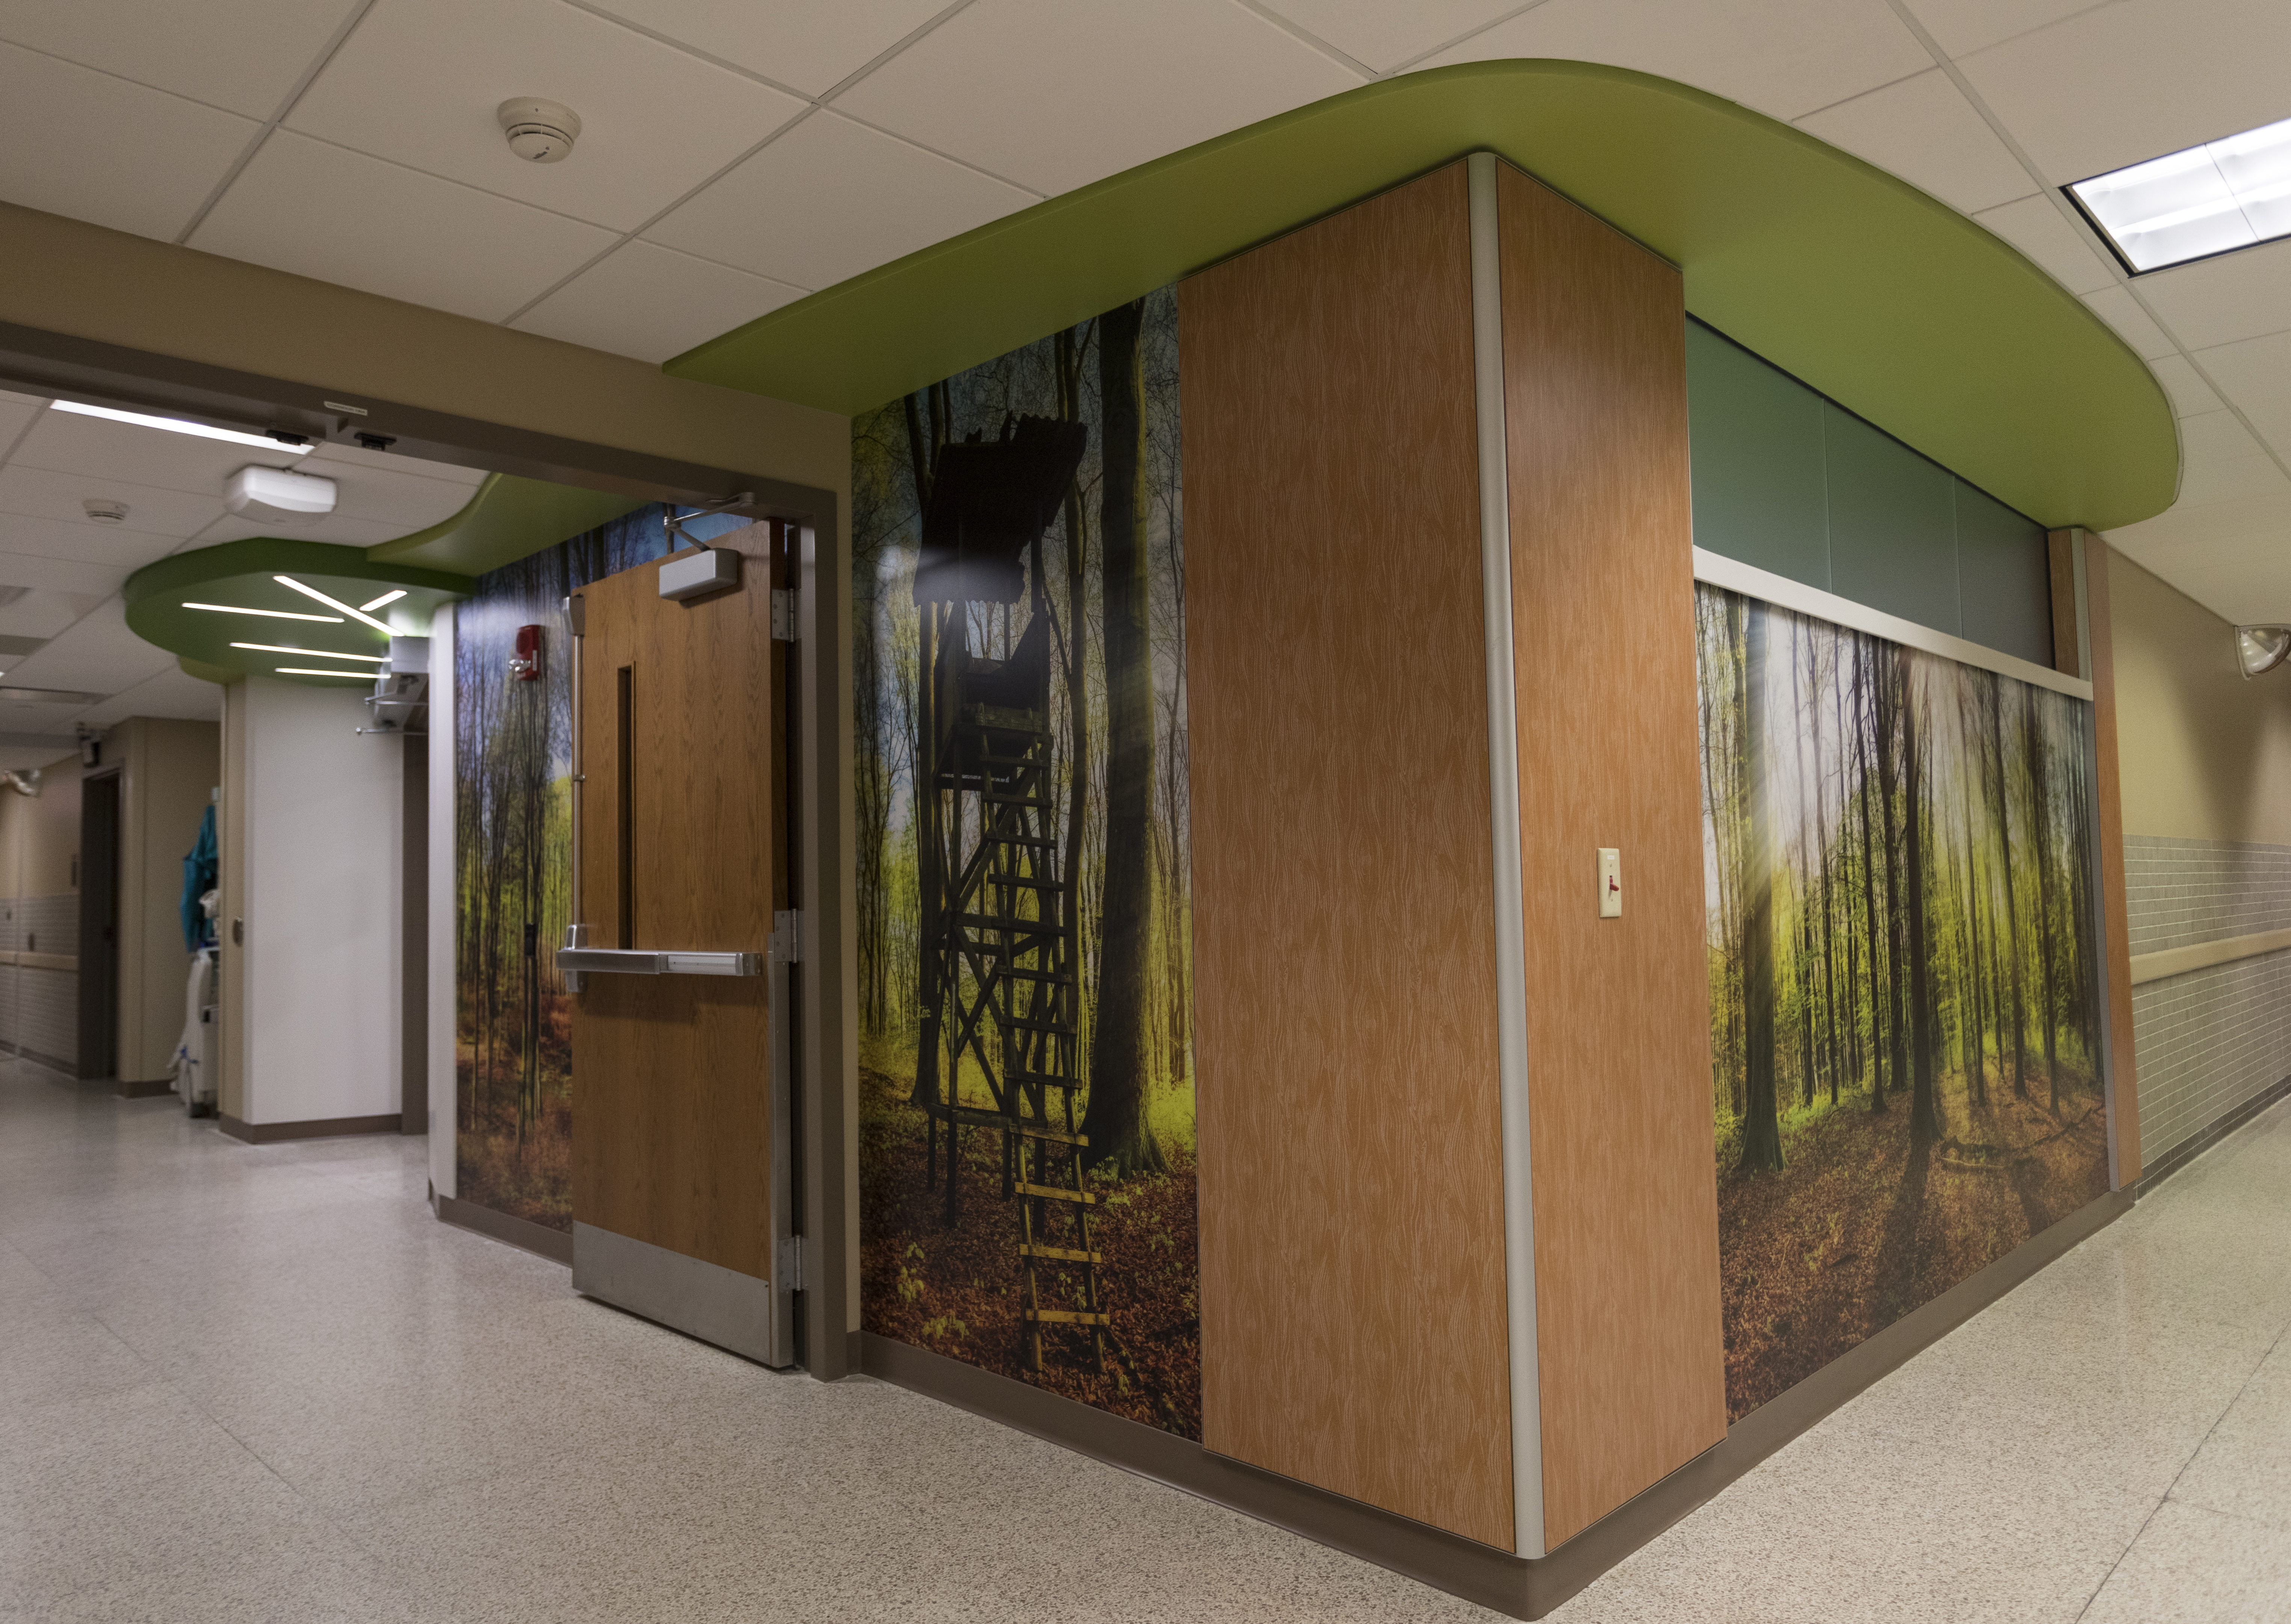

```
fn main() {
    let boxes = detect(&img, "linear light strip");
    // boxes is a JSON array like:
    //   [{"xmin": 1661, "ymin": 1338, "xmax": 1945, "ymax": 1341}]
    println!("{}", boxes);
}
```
[
  {"xmin": 230, "ymin": 642, "xmax": 387, "ymax": 661},
  {"xmin": 273, "ymin": 575, "xmax": 394, "ymax": 635},
  {"xmin": 276, "ymin": 667, "xmax": 375, "ymax": 678},
  {"xmin": 358, "ymin": 589, "xmax": 407, "ymax": 613},
  {"xmin": 51, "ymin": 399, "xmax": 311, "ymax": 453},
  {"xmin": 183, "ymin": 602, "xmax": 342, "ymax": 623}
]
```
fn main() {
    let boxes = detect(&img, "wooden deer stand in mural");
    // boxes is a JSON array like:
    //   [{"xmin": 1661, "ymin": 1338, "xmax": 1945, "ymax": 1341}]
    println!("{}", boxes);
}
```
[{"xmin": 913, "ymin": 414, "xmax": 1107, "ymax": 1374}]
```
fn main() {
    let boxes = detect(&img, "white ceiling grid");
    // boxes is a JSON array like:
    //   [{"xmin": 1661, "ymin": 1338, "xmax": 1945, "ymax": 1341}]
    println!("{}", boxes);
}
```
[{"xmin": 0, "ymin": 0, "xmax": 2285, "ymax": 633}]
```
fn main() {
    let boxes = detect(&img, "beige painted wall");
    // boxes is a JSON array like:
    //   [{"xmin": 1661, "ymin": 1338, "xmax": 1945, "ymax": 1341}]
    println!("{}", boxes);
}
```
[
  {"xmin": 2108, "ymin": 550, "xmax": 2291, "ymax": 844},
  {"xmin": 111, "ymin": 718, "xmax": 221, "ymax": 1083},
  {"xmin": 0, "ymin": 753, "xmax": 85, "ymax": 905}
]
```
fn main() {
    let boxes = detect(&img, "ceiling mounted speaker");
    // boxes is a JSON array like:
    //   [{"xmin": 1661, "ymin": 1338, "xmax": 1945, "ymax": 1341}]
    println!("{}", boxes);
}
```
[
  {"xmin": 2237, "ymin": 624, "xmax": 2291, "ymax": 678},
  {"xmin": 227, "ymin": 465, "xmax": 336, "ymax": 523},
  {"xmin": 498, "ymin": 98, "xmax": 580, "ymax": 163}
]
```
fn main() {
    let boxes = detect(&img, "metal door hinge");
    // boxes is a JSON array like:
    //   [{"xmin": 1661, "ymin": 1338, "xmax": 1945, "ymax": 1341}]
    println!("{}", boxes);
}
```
[
  {"xmin": 771, "ymin": 589, "xmax": 797, "ymax": 642},
  {"xmin": 779, "ymin": 1234, "xmax": 805, "ymax": 1292},
  {"xmin": 771, "ymin": 909, "xmax": 801, "ymax": 964}
]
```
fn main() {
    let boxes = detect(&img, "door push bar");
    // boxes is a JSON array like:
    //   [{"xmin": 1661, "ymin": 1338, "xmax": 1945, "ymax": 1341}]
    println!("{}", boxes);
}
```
[{"xmin": 556, "ymin": 948, "xmax": 763, "ymax": 977}]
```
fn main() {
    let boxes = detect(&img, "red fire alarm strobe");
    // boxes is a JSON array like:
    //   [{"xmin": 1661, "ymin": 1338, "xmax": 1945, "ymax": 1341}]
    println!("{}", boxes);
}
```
[{"xmin": 511, "ymin": 624, "xmax": 544, "ymax": 681}]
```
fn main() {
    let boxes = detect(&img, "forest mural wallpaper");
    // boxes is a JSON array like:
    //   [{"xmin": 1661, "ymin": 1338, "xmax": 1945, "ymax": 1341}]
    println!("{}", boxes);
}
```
[
  {"xmin": 853, "ymin": 289, "xmax": 1198, "ymax": 1437},
  {"xmin": 1698, "ymin": 585, "xmax": 2110, "ymax": 1421},
  {"xmin": 453, "ymin": 507, "xmax": 680, "ymax": 1229}
]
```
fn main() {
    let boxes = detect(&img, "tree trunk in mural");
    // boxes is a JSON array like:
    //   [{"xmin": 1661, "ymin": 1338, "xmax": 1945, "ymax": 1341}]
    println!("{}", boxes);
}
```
[
  {"xmin": 2025, "ymin": 683, "xmax": 2063, "ymax": 1113},
  {"xmin": 1055, "ymin": 326, "xmax": 1092, "ymax": 1075},
  {"xmin": 1985, "ymin": 672, "xmax": 2028, "ymax": 1098},
  {"xmin": 1738, "ymin": 603, "xmax": 1784, "ymax": 1172},
  {"xmin": 904, "ymin": 388, "xmax": 941, "ymax": 1112},
  {"xmin": 1082, "ymin": 299, "xmax": 1165, "ymax": 1177},
  {"xmin": 1852, "ymin": 644, "xmax": 1884, "ymax": 1109},
  {"xmin": 1901, "ymin": 651, "xmax": 1940, "ymax": 1146}
]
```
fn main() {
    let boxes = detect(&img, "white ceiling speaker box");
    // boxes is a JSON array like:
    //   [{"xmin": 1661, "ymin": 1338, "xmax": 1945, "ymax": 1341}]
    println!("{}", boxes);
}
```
[{"xmin": 226, "ymin": 465, "xmax": 337, "ymax": 523}]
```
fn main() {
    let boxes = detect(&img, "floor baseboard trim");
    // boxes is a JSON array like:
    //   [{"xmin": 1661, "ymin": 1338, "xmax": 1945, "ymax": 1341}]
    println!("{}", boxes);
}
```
[
  {"xmin": 859, "ymin": 1184, "xmax": 2134, "ymax": 1619},
  {"xmin": 219, "ymin": 1112, "xmax": 401, "ymax": 1144},
  {"xmin": 434, "ymin": 1192, "xmax": 574, "ymax": 1266},
  {"xmin": 113, "ymin": 1077, "xmax": 175, "ymax": 1099},
  {"xmin": 2135, "ymin": 1074, "xmax": 2291, "ymax": 1196}
]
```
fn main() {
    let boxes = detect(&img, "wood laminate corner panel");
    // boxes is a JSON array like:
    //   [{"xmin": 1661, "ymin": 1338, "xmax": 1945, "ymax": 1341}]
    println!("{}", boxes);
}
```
[
  {"xmin": 1495, "ymin": 163, "xmax": 1728, "ymax": 1550},
  {"xmin": 2081, "ymin": 536, "xmax": 2141, "ymax": 1183},
  {"xmin": 1184, "ymin": 163, "xmax": 1517, "ymax": 1550}
]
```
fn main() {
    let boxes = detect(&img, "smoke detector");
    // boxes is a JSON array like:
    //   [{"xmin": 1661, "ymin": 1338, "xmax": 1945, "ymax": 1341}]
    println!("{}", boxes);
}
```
[
  {"xmin": 83, "ymin": 498, "xmax": 129, "ymax": 525},
  {"xmin": 226, "ymin": 465, "xmax": 337, "ymax": 523},
  {"xmin": 498, "ymin": 98, "xmax": 580, "ymax": 163}
]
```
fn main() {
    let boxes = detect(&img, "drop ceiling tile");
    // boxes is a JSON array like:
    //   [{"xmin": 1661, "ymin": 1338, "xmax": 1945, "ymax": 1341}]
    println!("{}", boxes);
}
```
[
  {"xmin": 648, "ymin": 112, "xmax": 1037, "ymax": 294},
  {"xmin": 2192, "ymin": 329, "xmax": 2291, "ymax": 464},
  {"xmin": 579, "ymin": 0, "xmax": 951, "ymax": 96},
  {"xmin": 8, "ymin": 407, "xmax": 306, "ymax": 498},
  {"xmin": 284, "ymin": 0, "xmax": 806, "ymax": 234},
  {"xmin": 2168, "ymin": 416, "xmax": 2285, "ymax": 509},
  {"xmin": 0, "ymin": 40, "xmax": 257, "ymax": 240},
  {"xmin": 72, "ymin": 664, "xmax": 225, "ymax": 727},
  {"xmin": 0, "ymin": 0, "xmax": 360, "ymax": 118},
  {"xmin": 0, "ymin": 511, "xmax": 196, "ymax": 568},
  {"xmin": 288, "ymin": 459, "xmax": 479, "ymax": 530},
  {"xmin": 1898, "ymin": 0, "xmax": 2114, "ymax": 58},
  {"xmin": 1971, "ymin": 193, "xmax": 2114, "ymax": 294},
  {"xmin": 190, "ymin": 131, "xmax": 618, "ymax": 323},
  {"xmin": 1254, "ymin": 0, "xmax": 1528, "ymax": 72},
  {"xmin": 6, "ymin": 597, "xmax": 172, "ymax": 695},
  {"xmin": 0, "ymin": 467, "xmax": 224, "ymax": 541},
  {"xmin": 2135, "ymin": 238, "xmax": 2291, "ymax": 352},
  {"xmin": 0, "ymin": 392, "xmax": 42, "ymax": 451},
  {"xmin": 2146, "ymin": 354, "xmax": 2222, "ymax": 417},
  {"xmin": 2179, "ymin": 407, "xmax": 2271, "ymax": 466},
  {"xmin": 510, "ymin": 239, "xmax": 804, "ymax": 364},
  {"xmin": 1957, "ymin": 0, "xmax": 2291, "ymax": 183},
  {"xmin": 833, "ymin": 0, "xmax": 1363, "ymax": 198},
  {"xmin": 2080, "ymin": 285, "xmax": 2176, "ymax": 360},
  {"xmin": 1421, "ymin": 0, "xmax": 1929, "ymax": 123},
  {"xmin": 1793, "ymin": 68, "xmax": 2036, "ymax": 215},
  {"xmin": 0, "ymin": 589, "xmax": 106, "ymax": 641},
  {"xmin": 0, "ymin": 553, "xmax": 126, "ymax": 598}
]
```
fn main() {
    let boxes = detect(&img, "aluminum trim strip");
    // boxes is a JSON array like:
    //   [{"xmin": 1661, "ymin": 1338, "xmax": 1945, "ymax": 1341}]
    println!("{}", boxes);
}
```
[{"xmin": 1468, "ymin": 149, "xmax": 1546, "ymax": 1561}]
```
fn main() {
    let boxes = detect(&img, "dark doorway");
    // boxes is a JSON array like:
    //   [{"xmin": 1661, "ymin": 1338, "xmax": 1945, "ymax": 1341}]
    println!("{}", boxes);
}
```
[{"xmin": 76, "ymin": 771, "xmax": 119, "ymax": 1081}]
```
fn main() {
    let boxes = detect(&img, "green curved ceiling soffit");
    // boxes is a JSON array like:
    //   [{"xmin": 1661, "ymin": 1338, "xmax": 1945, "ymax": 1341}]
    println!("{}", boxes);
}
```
[
  {"xmin": 366, "ymin": 471, "xmax": 645, "ymax": 576},
  {"xmin": 668, "ymin": 59, "xmax": 2175, "ymax": 532},
  {"xmin": 124, "ymin": 539, "xmax": 472, "ymax": 689}
]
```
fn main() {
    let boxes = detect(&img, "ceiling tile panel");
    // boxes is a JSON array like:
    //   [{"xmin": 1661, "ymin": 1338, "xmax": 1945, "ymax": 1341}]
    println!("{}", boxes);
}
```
[
  {"xmin": 2135, "ymin": 238, "xmax": 2291, "ymax": 352},
  {"xmin": 0, "ymin": 0, "xmax": 359, "ymax": 118},
  {"xmin": 0, "ymin": 511, "xmax": 198, "ymax": 569},
  {"xmin": 511, "ymin": 240, "xmax": 804, "ymax": 364},
  {"xmin": 1899, "ymin": 0, "xmax": 2114, "ymax": 59},
  {"xmin": 189, "ymin": 132, "xmax": 619, "ymax": 323},
  {"xmin": 0, "ymin": 589, "xmax": 107, "ymax": 641},
  {"xmin": 578, "ymin": 0, "xmax": 952, "ymax": 96},
  {"xmin": 72, "ymin": 665, "xmax": 225, "ymax": 727},
  {"xmin": 1970, "ymin": 193, "xmax": 2114, "ymax": 294},
  {"xmin": 1421, "ymin": 0, "xmax": 1930, "ymax": 123},
  {"xmin": 189, "ymin": 513, "xmax": 431, "ymax": 549},
  {"xmin": 0, "ymin": 41, "xmax": 257, "ymax": 240},
  {"xmin": 1957, "ymin": 0, "xmax": 2291, "ymax": 183},
  {"xmin": 0, "ymin": 391, "xmax": 42, "ymax": 451},
  {"xmin": 648, "ymin": 112, "xmax": 1037, "ymax": 294},
  {"xmin": 1792, "ymin": 68, "xmax": 2036, "ymax": 215},
  {"xmin": 0, "ymin": 552, "xmax": 132, "ymax": 598},
  {"xmin": 1254, "ymin": 0, "xmax": 1529, "ymax": 72},
  {"xmin": 2191, "ymin": 329, "xmax": 2291, "ymax": 462},
  {"xmin": 2079, "ymin": 285, "xmax": 2176, "ymax": 360},
  {"xmin": 285, "ymin": 456, "xmax": 483, "ymax": 529},
  {"xmin": 284, "ymin": 0, "xmax": 807, "ymax": 233},
  {"xmin": 2165, "ymin": 411, "xmax": 2284, "ymax": 509},
  {"xmin": 4, "ymin": 598, "xmax": 172, "ymax": 695},
  {"xmin": 9, "ymin": 409, "xmax": 305, "ymax": 497},
  {"xmin": 301, "ymin": 440, "xmax": 488, "ymax": 487},
  {"xmin": 2145, "ymin": 353, "xmax": 2222, "ymax": 417},
  {"xmin": 0, "ymin": 467, "xmax": 224, "ymax": 543},
  {"xmin": 833, "ymin": 0, "xmax": 1364, "ymax": 197}
]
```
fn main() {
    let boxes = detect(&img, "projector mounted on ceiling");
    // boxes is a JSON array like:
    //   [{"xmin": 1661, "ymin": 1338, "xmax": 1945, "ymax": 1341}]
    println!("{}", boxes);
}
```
[{"xmin": 227, "ymin": 465, "xmax": 337, "ymax": 524}]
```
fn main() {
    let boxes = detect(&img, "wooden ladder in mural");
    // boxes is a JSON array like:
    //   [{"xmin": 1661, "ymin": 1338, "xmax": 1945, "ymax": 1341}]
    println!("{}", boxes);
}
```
[{"xmin": 945, "ymin": 704, "xmax": 1109, "ymax": 1375}]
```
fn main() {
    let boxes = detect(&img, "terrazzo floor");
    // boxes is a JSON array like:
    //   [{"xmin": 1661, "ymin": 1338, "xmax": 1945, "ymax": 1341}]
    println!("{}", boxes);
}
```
[{"xmin": 4, "ymin": 1059, "xmax": 2290, "ymax": 1621}]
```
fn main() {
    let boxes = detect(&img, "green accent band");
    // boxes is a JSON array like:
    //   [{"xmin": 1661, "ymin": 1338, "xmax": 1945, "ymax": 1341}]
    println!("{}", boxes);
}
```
[
  {"xmin": 366, "ymin": 471, "xmax": 646, "ymax": 576},
  {"xmin": 666, "ymin": 60, "xmax": 2174, "ymax": 532}
]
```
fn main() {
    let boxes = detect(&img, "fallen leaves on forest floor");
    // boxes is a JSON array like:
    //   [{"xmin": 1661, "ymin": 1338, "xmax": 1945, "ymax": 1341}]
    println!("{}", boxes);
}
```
[
  {"xmin": 1718, "ymin": 1059, "xmax": 2110, "ymax": 1422},
  {"xmin": 858, "ymin": 1066, "xmax": 1201, "ymax": 1439}
]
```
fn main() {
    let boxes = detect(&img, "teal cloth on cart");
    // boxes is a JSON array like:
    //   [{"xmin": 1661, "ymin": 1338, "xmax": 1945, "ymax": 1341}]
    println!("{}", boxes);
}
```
[{"xmin": 180, "ymin": 804, "xmax": 217, "ymax": 950}]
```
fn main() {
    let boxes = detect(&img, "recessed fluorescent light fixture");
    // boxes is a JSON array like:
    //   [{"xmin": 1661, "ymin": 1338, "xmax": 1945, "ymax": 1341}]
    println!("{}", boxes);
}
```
[
  {"xmin": 182, "ymin": 602, "xmax": 342, "ymax": 623},
  {"xmin": 273, "ymin": 575, "xmax": 394, "ymax": 634},
  {"xmin": 2069, "ymin": 115, "xmax": 2291, "ymax": 273},
  {"xmin": 229, "ymin": 642, "xmax": 388, "ymax": 661},
  {"xmin": 358, "ymin": 589, "xmax": 407, "ymax": 613},
  {"xmin": 276, "ymin": 666, "xmax": 375, "ymax": 678},
  {"xmin": 50, "ymin": 399, "xmax": 311, "ymax": 453}
]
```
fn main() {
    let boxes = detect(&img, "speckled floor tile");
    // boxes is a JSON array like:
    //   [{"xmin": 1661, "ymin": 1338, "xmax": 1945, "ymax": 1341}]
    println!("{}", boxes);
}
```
[{"xmin": 2080, "ymin": 1500, "xmax": 2291, "ymax": 1624}]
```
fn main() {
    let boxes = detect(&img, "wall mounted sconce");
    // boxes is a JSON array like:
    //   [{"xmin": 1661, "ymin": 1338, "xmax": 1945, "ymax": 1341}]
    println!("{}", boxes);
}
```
[{"xmin": 2237, "ymin": 625, "xmax": 2291, "ymax": 678}]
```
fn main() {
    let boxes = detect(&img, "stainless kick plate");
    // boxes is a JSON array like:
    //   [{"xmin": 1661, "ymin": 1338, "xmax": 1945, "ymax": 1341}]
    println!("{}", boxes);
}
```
[{"xmin": 556, "ymin": 948, "xmax": 763, "ymax": 976}]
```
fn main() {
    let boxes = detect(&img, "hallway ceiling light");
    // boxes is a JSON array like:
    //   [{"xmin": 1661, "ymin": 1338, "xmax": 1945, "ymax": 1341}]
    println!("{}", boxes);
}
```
[
  {"xmin": 358, "ymin": 589, "xmax": 407, "ymax": 613},
  {"xmin": 275, "ymin": 667, "xmax": 374, "ymax": 679},
  {"xmin": 272, "ymin": 575, "xmax": 393, "ymax": 634},
  {"xmin": 2237, "ymin": 624, "xmax": 2291, "ymax": 678},
  {"xmin": 2070, "ymin": 116, "xmax": 2291, "ymax": 272},
  {"xmin": 183, "ymin": 602, "xmax": 341, "ymax": 623},
  {"xmin": 50, "ymin": 400, "xmax": 312, "ymax": 453},
  {"xmin": 229, "ymin": 642, "xmax": 387, "ymax": 661}
]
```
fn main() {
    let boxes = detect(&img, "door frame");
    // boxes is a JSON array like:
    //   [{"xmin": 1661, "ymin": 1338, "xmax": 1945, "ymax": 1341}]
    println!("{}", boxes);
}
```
[{"xmin": 0, "ymin": 322, "xmax": 854, "ymax": 1379}]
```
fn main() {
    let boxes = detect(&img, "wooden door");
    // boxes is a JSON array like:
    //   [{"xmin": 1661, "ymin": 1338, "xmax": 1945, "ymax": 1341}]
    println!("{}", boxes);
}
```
[{"xmin": 567, "ymin": 524, "xmax": 792, "ymax": 1363}]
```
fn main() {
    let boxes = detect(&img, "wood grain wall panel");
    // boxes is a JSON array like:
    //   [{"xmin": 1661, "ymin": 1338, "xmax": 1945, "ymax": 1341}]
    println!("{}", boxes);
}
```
[
  {"xmin": 2083, "ymin": 536, "xmax": 2142, "ymax": 1183},
  {"xmin": 1494, "ymin": 163, "xmax": 1728, "ymax": 1549},
  {"xmin": 1184, "ymin": 163, "xmax": 1519, "ymax": 1550}
]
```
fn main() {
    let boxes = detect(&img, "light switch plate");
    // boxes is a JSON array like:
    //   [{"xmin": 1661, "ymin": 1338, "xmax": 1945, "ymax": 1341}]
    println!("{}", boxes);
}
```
[{"xmin": 1598, "ymin": 848, "xmax": 1622, "ymax": 918}]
